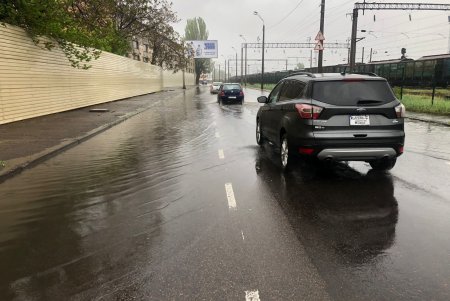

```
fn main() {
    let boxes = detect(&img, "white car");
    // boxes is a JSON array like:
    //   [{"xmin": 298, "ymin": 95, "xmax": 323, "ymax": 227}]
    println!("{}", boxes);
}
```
[{"xmin": 210, "ymin": 82, "xmax": 223, "ymax": 94}]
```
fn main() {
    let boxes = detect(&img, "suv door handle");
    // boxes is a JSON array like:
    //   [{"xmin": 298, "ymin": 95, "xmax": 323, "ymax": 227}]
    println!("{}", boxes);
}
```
[{"xmin": 354, "ymin": 134, "xmax": 367, "ymax": 138}]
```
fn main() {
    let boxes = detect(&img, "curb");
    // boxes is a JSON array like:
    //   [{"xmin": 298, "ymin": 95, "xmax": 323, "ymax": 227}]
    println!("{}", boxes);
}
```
[
  {"xmin": 405, "ymin": 116, "xmax": 450, "ymax": 127},
  {"xmin": 0, "ymin": 90, "xmax": 185, "ymax": 184}
]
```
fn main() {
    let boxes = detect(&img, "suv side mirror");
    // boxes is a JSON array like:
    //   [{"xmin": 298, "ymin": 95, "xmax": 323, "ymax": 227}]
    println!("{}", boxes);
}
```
[{"xmin": 257, "ymin": 96, "xmax": 268, "ymax": 103}]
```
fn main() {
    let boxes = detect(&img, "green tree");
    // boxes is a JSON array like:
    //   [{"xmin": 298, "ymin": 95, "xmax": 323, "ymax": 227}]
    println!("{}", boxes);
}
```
[
  {"xmin": 0, "ymin": 0, "xmax": 106, "ymax": 69},
  {"xmin": 184, "ymin": 17, "xmax": 211, "ymax": 84},
  {"xmin": 294, "ymin": 62, "xmax": 305, "ymax": 70},
  {"xmin": 1, "ymin": 0, "xmax": 187, "ymax": 70}
]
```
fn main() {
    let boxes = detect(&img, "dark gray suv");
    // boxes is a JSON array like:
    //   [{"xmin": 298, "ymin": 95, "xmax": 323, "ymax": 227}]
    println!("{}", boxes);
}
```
[{"xmin": 256, "ymin": 72, "xmax": 405, "ymax": 171}]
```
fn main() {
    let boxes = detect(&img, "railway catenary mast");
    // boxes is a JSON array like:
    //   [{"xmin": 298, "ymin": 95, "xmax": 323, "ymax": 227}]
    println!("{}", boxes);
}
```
[{"xmin": 349, "ymin": 2, "xmax": 450, "ymax": 71}]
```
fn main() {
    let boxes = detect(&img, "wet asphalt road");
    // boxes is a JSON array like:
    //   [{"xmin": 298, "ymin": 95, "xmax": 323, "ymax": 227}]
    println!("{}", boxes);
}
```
[{"xmin": 0, "ymin": 87, "xmax": 449, "ymax": 300}]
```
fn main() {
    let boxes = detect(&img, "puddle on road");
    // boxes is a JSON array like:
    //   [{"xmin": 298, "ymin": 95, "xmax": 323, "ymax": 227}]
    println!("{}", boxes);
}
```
[{"xmin": 0, "ymin": 87, "xmax": 223, "ymax": 299}]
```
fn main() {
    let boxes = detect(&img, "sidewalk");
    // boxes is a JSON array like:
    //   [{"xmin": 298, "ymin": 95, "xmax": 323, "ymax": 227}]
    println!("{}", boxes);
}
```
[{"xmin": 0, "ymin": 87, "xmax": 193, "ymax": 183}]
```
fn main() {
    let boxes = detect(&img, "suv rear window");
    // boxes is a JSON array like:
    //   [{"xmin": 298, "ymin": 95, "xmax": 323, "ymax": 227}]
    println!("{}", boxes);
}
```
[
  {"xmin": 312, "ymin": 80, "xmax": 395, "ymax": 106},
  {"xmin": 223, "ymin": 84, "xmax": 241, "ymax": 90}
]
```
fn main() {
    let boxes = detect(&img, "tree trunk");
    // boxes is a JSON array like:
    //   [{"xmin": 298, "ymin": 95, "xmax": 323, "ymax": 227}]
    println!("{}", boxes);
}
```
[{"xmin": 195, "ymin": 72, "xmax": 201, "ymax": 85}]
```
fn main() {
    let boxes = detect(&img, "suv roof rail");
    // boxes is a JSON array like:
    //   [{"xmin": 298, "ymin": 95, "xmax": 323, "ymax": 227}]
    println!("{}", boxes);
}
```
[
  {"xmin": 284, "ymin": 72, "xmax": 316, "ymax": 78},
  {"xmin": 341, "ymin": 71, "xmax": 379, "ymax": 77}
]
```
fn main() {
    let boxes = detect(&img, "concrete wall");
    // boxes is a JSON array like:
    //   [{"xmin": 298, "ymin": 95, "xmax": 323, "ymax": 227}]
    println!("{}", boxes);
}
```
[{"xmin": 0, "ymin": 24, "xmax": 194, "ymax": 125}]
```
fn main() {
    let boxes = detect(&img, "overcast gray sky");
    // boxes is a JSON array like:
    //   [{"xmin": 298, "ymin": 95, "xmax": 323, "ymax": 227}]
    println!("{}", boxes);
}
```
[{"xmin": 171, "ymin": 0, "xmax": 450, "ymax": 73}]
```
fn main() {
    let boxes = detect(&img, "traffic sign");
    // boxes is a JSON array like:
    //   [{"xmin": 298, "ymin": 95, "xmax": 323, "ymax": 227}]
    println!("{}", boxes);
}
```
[
  {"xmin": 315, "ymin": 31, "xmax": 325, "ymax": 41},
  {"xmin": 314, "ymin": 41, "xmax": 324, "ymax": 51}
]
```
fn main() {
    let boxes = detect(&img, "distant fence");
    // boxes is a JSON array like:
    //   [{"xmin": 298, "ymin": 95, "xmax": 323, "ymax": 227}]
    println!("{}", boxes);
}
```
[{"xmin": 0, "ymin": 24, "xmax": 194, "ymax": 125}]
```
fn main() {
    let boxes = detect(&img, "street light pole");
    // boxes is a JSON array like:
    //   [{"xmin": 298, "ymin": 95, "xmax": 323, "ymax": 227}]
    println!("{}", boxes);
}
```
[
  {"xmin": 240, "ymin": 46, "xmax": 243, "ymax": 83},
  {"xmin": 232, "ymin": 46, "xmax": 238, "ymax": 80},
  {"xmin": 228, "ymin": 59, "xmax": 230, "ymax": 82},
  {"xmin": 221, "ymin": 55, "xmax": 227, "ymax": 83},
  {"xmin": 254, "ymin": 11, "xmax": 265, "ymax": 90},
  {"xmin": 240, "ymin": 34, "xmax": 247, "ymax": 86}
]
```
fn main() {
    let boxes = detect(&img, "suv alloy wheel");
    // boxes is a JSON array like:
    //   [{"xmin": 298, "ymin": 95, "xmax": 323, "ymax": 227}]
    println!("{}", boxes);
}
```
[{"xmin": 280, "ymin": 134, "xmax": 292, "ymax": 171}]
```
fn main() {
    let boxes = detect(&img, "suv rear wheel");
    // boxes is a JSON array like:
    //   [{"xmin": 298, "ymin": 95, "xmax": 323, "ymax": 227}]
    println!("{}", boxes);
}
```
[
  {"xmin": 369, "ymin": 158, "xmax": 397, "ymax": 171},
  {"xmin": 280, "ymin": 134, "xmax": 293, "ymax": 171}
]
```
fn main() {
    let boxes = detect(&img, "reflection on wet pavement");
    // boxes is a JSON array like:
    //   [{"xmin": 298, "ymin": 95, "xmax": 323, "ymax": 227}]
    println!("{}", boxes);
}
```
[{"xmin": 0, "ymin": 87, "xmax": 449, "ymax": 300}]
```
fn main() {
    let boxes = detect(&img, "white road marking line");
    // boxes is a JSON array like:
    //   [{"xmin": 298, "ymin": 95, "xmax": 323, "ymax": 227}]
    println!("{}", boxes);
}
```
[
  {"xmin": 225, "ymin": 183, "xmax": 237, "ymax": 209},
  {"xmin": 245, "ymin": 290, "xmax": 260, "ymax": 301},
  {"xmin": 215, "ymin": 132, "xmax": 220, "ymax": 138},
  {"xmin": 218, "ymin": 149, "xmax": 225, "ymax": 159},
  {"xmin": 241, "ymin": 230, "xmax": 245, "ymax": 241}
]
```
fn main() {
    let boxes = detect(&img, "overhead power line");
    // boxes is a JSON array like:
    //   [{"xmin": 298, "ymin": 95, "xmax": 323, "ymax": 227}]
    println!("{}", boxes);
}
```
[
  {"xmin": 269, "ymin": 0, "xmax": 306, "ymax": 29},
  {"xmin": 355, "ymin": 3, "xmax": 450, "ymax": 11},
  {"xmin": 243, "ymin": 42, "xmax": 350, "ymax": 49}
]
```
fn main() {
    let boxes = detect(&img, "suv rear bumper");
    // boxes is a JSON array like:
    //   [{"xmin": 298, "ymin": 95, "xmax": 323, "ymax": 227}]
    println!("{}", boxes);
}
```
[{"xmin": 317, "ymin": 147, "xmax": 397, "ymax": 161}]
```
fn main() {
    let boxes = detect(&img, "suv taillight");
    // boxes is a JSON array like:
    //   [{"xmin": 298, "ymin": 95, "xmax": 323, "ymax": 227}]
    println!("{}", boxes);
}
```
[
  {"xmin": 395, "ymin": 103, "xmax": 406, "ymax": 118},
  {"xmin": 239, "ymin": 91, "xmax": 244, "ymax": 96},
  {"xmin": 295, "ymin": 104, "xmax": 323, "ymax": 119},
  {"xmin": 220, "ymin": 91, "xmax": 225, "ymax": 96}
]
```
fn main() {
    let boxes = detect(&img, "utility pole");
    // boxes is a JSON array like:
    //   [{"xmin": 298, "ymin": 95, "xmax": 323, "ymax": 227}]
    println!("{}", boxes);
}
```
[
  {"xmin": 448, "ymin": 16, "xmax": 450, "ymax": 53},
  {"xmin": 227, "ymin": 59, "xmax": 230, "ymax": 82},
  {"xmin": 218, "ymin": 64, "xmax": 221, "ymax": 81},
  {"xmin": 310, "ymin": 50, "xmax": 313, "ymax": 68},
  {"xmin": 362, "ymin": 47, "xmax": 365, "ymax": 64},
  {"xmin": 369, "ymin": 48, "xmax": 372, "ymax": 62},
  {"xmin": 350, "ymin": 8, "xmax": 358, "ymax": 71},
  {"xmin": 318, "ymin": 0, "xmax": 325, "ymax": 72}
]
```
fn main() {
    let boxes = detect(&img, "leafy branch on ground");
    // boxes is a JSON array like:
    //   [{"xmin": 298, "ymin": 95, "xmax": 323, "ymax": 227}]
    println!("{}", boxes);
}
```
[{"xmin": 0, "ymin": 0, "xmax": 190, "ymax": 70}]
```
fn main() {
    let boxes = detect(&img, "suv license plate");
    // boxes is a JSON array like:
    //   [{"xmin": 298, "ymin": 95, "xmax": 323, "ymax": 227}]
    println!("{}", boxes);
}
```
[
  {"xmin": 350, "ymin": 115, "xmax": 370, "ymax": 126},
  {"xmin": 229, "ymin": 96, "xmax": 236, "ymax": 99}
]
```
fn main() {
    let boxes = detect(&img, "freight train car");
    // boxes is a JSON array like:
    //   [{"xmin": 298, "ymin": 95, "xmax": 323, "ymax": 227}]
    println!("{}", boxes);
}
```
[{"xmin": 240, "ymin": 54, "xmax": 450, "ymax": 88}]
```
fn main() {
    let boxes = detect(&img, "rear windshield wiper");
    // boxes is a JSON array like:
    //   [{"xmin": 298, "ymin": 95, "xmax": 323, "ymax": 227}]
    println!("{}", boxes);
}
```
[{"xmin": 357, "ymin": 99, "xmax": 383, "ymax": 106}]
